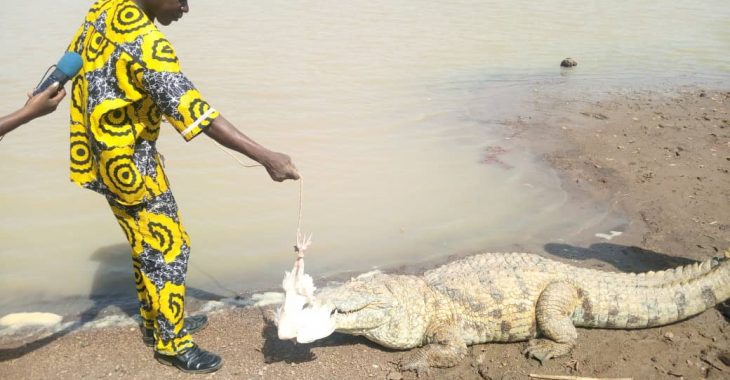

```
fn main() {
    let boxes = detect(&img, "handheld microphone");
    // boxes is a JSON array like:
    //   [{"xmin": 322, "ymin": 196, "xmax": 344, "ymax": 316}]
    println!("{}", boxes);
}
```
[{"xmin": 32, "ymin": 52, "xmax": 83, "ymax": 96}]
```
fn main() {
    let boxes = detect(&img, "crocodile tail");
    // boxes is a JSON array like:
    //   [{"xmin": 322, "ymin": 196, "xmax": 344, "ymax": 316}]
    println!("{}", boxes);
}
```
[
  {"xmin": 671, "ymin": 254, "xmax": 727, "ymax": 320},
  {"xmin": 574, "ymin": 254, "xmax": 730, "ymax": 329},
  {"xmin": 659, "ymin": 253, "xmax": 730, "ymax": 286}
]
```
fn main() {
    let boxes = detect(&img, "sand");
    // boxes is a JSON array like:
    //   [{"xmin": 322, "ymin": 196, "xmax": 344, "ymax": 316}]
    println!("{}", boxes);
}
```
[{"xmin": 1, "ymin": 88, "xmax": 728, "ymax": 380}]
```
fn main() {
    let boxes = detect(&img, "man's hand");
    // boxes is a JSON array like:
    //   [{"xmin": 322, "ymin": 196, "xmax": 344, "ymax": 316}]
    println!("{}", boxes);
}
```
[
  {"xmin": 204, "ymin": 115, "xmax": 301, "ymax": 182},
  {"xmin": 0, "ymin": 83, "xmax": 67, "ymax": 138},
  {"xmin": 262, "ymin": 151, "xmax": 300, "ymax": 182},
  {"xmin": 25, "ymin": 83, "xmax": 67, "ymax": 119}
]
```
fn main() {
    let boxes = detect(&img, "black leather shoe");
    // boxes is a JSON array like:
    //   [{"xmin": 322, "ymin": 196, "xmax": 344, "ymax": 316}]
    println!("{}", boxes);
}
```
[
  {"xmin": 154, "ymin": 344, "xmax": 223, "ymax": 374},
  {"xmin": 142, "ymin": 315, "xmax": 209, "ymax": 347}
]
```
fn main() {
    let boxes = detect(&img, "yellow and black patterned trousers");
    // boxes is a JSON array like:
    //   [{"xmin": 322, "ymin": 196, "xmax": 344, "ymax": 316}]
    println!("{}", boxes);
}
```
[{"xmin": 109, "ymin": 191, "xmax": 194, "ymax": 355}]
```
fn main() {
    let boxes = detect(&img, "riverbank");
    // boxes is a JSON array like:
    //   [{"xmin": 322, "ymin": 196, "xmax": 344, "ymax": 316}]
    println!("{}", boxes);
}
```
[{"xmin": 1, "ymin": 88, "xmax": 728, "ymax": 379}]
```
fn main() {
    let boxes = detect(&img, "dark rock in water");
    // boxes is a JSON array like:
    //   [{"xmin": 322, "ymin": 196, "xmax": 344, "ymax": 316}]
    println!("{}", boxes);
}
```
[{"xmin": 560, "ymin": 58, "xmax": 578, "ymax": 67}]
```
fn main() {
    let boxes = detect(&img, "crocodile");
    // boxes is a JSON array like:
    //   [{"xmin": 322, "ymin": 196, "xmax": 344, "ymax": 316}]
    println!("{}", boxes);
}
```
[{"xmin": 295, "ymin": 251, "xmax": 730, "ymax": 373}]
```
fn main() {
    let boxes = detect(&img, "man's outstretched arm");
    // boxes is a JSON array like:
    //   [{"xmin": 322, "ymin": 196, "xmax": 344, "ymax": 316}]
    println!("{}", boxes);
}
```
[
  {"xmin": 0, "ymin": 83, "xmax": 66, "ymax": 137},
  {"xmin": 204, "ymin": 115, "xmax": 300, "ymax": 182}
]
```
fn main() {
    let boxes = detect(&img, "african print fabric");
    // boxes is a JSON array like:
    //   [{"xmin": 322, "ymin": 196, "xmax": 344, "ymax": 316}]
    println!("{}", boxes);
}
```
[
  {"xmin": 109, "ymin": 190, "xmax": 193, "ymax": 355},
  {"xmin": 66, "ymin": 0, "xmax": 219, "ymax": 206},
  {"xmin": 65, "ymin": 0, "xmax": 216, "ymax": 355}
]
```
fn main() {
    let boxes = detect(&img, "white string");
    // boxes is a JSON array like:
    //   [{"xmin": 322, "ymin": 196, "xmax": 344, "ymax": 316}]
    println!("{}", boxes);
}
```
[
  {"xmin": 294, "ymin": 177, "xmax": 310, "ymax": 258},
  {"xmin": 297, "ymin": 176, "xmax": 304, "ymax": 238},
  {"xmin": 212, "ymin": 140, "xmax": 308, "ymax": 256},
  {"xmin": 212, "ymin": 140, "xmax": 263, "ymax": 168}
]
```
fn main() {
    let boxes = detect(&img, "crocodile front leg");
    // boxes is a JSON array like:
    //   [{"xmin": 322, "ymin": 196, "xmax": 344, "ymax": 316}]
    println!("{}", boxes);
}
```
[
  {"xmin": 399, "ymin": 325, "xmax": 467, "ymax": 375},
  {"xmin": 524, "ymin": 281, "xmax": 580, "ymax": 363}
]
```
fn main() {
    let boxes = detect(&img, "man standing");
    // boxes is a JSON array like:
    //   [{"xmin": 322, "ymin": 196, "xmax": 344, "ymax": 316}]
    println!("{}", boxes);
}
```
[{"xmin": 66, "ymin": 0, "xmax": 299, "ymax": 373}]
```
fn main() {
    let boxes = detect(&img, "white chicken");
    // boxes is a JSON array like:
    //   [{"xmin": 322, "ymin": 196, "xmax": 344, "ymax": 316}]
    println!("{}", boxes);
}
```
[{"xmin": 275, "ymin": 232, "xmax": 334, "ymax": 341}]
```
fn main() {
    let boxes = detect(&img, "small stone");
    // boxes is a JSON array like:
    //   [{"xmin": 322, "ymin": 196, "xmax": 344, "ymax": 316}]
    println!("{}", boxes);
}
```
[
  {"xmin": 664, "ymin": 331, "xmax": 675, "ymax": 341},
  {"xmin": 560, "ymin": 58, "xmax": 578, "ymax": 67},
  {"xmin": 386, "ymin": 371, "xmax": 403, "ymax": 380}
]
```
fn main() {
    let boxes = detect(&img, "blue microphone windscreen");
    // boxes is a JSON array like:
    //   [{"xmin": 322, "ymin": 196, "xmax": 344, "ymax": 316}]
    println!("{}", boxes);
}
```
[{"xmin": 57, "ymin": 52, "xmax": 83, "ymax": 78}]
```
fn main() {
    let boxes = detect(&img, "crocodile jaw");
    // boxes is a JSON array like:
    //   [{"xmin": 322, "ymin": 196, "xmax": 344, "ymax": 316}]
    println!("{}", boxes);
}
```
[
  {"xmin": 295, "ymin": 274, "xmax": 401, "ymax": 343},
  {"xmin": 297, "ymin": 273, "xmax": 434, "ymax": 350},
  {"xmin": 331, "ymin": 303, "xmax": 390, "ymax": 333},
  {"xmin": 293, "ymin": 296, "xmax": 391, "ymax": 344}
]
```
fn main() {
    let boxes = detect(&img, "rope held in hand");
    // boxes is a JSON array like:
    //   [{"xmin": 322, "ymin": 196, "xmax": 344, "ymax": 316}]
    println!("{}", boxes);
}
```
[{"xmin": 212, "ymin": 141, "xmax": 308, "ymax": 256}]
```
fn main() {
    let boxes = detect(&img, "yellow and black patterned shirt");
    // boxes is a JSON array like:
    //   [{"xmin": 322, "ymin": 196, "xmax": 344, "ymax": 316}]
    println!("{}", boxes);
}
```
[{"xmin": 66, "ymin": 0, "xmax": 219, "ymax": 205}]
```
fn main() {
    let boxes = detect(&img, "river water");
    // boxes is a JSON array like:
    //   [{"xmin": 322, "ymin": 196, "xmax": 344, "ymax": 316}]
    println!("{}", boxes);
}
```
[{"xmin": 0, "ymin": 0, "xmax": 728, "ymax": 315}]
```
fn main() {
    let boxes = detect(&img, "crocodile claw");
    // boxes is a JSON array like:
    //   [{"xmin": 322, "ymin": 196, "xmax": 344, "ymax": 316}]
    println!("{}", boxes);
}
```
[
  {"xmin": 399, "ymin": 354, "xmax": 431, "ymax": 377},
  {"xmin": 522, "ymin": 339, "xmax": 572, "ymax": 364}
]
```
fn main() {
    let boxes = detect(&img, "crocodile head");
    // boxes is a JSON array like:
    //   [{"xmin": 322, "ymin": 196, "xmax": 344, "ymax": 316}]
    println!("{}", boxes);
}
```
[{"xmin": 297, "ymin": 272, "xmax": 429, "ymax": 349}]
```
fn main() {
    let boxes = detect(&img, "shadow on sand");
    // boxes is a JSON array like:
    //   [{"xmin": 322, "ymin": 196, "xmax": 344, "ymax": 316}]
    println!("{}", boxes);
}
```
[
  {"xmin": 258, "ymin": 310, "xmax": 395, "ymax": 365},
  {"xmin": 0, "ymin": 244, "xmax": 136, "ymax": 362},
  {"xmin": 543, "ymin": 242, "xmax": 697, "ymax": 272},
  {"xmin": 0, "ymin": 243, "xmax": 225, "ymax": 362}
]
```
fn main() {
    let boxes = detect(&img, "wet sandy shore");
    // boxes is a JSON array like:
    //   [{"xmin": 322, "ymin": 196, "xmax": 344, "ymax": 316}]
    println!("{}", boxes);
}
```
[{"xmin": 1, "ymin": 88, "xmax": 729, "ymax": 379}]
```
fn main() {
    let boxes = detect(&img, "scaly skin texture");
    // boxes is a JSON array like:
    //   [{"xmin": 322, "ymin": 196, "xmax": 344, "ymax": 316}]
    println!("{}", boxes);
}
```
[{"xmin": 308, "ymin": 252, "xmax": 730, "ymax": 374}]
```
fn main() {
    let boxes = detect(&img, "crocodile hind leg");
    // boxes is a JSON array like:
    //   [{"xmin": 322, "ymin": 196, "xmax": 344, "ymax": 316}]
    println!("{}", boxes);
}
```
[
  {"xmin": 523, "ymin": 281, "xmax": 580, "ymax": 363},
  {"xmin": 399, "ymin": 325, "xmax": 467, "ymax": 375}
]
